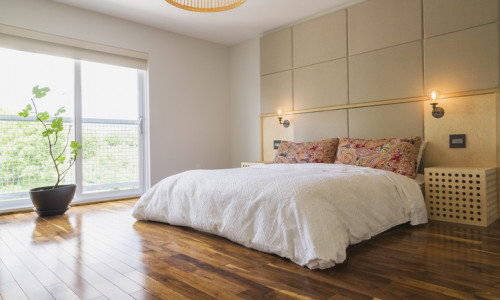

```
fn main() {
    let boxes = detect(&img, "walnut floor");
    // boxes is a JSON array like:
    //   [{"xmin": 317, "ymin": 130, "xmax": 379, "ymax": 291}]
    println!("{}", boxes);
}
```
[{"xmin": 0, "ymin": 199, "xmax": 499, "ymax": 300}]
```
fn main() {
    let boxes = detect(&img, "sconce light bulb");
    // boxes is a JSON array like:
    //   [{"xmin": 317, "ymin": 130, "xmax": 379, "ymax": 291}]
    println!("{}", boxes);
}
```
[
  {"xmin": 278, "ymin": 109, "xmax": 282, "ymax": 115},
  {"xmin": 430, "ymin": 90, "xmax": 438, "ymax": 100}
]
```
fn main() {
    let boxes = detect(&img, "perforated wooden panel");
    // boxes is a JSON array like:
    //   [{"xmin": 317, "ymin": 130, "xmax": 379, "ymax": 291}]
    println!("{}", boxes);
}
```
[{"xmin": 425, "ymin": 167, "xmax": 497, "ymax": 227}]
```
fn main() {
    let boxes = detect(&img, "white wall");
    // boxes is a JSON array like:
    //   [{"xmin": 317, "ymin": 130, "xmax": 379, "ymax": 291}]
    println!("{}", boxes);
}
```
[
  {"xmin": 0, "ymin": 0, "xmax": 231, "ymax": 185},
  {"xmin": 228, "ymin": 38, "xmax": 261, "ymax": 167}
]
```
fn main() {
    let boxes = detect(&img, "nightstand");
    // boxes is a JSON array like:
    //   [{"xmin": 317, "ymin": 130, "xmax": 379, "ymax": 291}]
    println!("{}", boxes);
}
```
[
  {"xmin": 425, "ymin": 167, "xmax": 497, "ymax": 226},
  {"xmin": 241, "ymin": 161, "xmax": 269, "ymax": 168}
]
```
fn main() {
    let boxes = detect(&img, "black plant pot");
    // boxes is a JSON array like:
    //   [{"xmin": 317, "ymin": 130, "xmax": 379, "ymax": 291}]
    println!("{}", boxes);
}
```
[{"xmin": 29, "ymin": 184, "xmax": 76, "ymax": 217}]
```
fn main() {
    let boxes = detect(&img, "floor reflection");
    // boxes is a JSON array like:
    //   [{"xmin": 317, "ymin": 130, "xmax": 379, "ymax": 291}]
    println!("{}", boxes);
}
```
[{"xmin": 31, "ymin": 213, "xmax": 81, "ymax": 243}]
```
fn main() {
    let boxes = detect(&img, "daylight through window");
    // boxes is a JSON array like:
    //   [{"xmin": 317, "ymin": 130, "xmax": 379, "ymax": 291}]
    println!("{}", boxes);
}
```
[{"xmin": 0, "ymin": 47, "xmax": 147, "ymax": 212}]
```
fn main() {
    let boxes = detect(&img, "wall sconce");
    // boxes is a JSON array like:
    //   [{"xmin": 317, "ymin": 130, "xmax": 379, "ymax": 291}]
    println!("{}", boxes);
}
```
[
  {"xmin": 429, "ymin": 89, "xmax": 444, "ymax": 118},
  {"xmin": 277, "ymin": 109, "xmax": 290, "ymax": 128}
]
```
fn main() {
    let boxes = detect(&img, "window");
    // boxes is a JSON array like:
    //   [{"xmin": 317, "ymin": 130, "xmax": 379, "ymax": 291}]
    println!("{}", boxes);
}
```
[{"xmin": 0, "ymin": 46, "xmax": 147, "ymax": 212}]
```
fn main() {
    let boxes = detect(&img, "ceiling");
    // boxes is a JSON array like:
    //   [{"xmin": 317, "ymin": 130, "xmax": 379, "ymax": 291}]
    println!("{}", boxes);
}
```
[{"xmin": 51, "ymin": 0, "xmax": 365, "ymax": 46}]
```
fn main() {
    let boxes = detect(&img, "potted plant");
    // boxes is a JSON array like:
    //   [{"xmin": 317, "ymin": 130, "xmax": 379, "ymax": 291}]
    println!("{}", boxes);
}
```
[{"xmin": 19, "ymin": 85, "xmax": 82, "ymax": 217}]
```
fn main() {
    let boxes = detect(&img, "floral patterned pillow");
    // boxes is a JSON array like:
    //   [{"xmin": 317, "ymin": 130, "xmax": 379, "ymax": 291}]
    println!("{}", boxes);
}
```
[
  {"xmin": 273, "ymin": 138, "xmax": 339, "ymax": 164},
  {"xmin": 334, "ymin": 136, "xmax": 422, "ymax": 178}
]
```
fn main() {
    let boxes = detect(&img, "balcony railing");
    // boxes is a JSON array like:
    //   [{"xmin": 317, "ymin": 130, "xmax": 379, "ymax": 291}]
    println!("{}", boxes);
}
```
[{"xmin": 0, "ymin": 114, "xmax": 140, "ymax": 202}]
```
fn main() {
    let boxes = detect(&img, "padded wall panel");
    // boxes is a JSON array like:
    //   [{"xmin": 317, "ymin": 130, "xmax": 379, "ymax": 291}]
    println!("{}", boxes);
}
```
[
  {"xmin": 293, "ymin": 59, "xmax": 348, "ymax": 110},
  {"xmin": 294, "ymin": 110, "xmax": 348, "ymax": 143},
  {"xmin": 348, "ymin": 102, "xmax": 424, "ymax": 139},
  {"xmin": 349, "ymin": 41, "xmax": 423, "ymax": 103},
  {"xmin": 348, "ymin": 0, "xmax": 422, "ymax": 55},
  {"xmin": 424, "ymin": 0, "xmax": 498, "ymax": 38},
  {"xmin": 262, "ymin": 116, "xmax": 294, "ymax": 162},
  {"xmin": 260, "ymin": 71, "xmax": 293, "ymax": 114},
  {"xmin": 425, "ymin": 24, "xmax": 499, "ymax": 93},
  {"xmin": 293, "ymin": 10, "xmax": 347, "ymax": 68},
  {"xmin": 423, "ymin": 94, "xmax": 497, "ymax": 168},
  {"xmin": 260, "ymin": 28, "xmax": 292, "ymax": 75}
]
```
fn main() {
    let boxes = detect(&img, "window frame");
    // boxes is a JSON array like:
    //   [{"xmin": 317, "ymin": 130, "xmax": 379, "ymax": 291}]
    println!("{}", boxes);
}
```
[
  {"xmin": 0, "ymin": 25, "xmax": 150, "ymax": 212},
  {"xmin": 72, "ymin": 61, "xmax": 149, "ymax": 205}
]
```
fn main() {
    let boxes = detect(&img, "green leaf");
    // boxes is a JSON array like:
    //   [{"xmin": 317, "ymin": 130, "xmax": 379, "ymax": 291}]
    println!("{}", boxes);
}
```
[
  {"xmin": 32, "ymin": 85, "xmax": 51, "ymax": 99},
  {"xmin": 18, "ymin": 104, "xmax": 32, "ymax": 118},
  {"xmin": 18, "ymin": 111, "xmax": 28, "ymax": 118},
  {"xmin": 55, "ymin": 107, "xmax": 66, "ymax": 117},
  {"xmin": 70, "ymin": 141, "xmax": 82, "ymax": 159},
  {"xmin": 42, "ymin": 129, "xmax": 54, "ymax": 137},
  {"xmin": 51, "ymin": 117, "xmax": 64, "ymax": 132},
  {"xmin": 56, "ymin": 155, "xmax": 66, "ymax": 164},
  {"xmin": 38, "ymin": 112, "xmax": 50, "ymax": 121},
  {"xmin": 70, "ymin": 141, "xmax": 82, "ymax": 151}
]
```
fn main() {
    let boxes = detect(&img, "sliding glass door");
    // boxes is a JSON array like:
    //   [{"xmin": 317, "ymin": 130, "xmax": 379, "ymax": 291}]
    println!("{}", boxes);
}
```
[{"xmin": 0, "ymin": 48, "xmax": 147, "ymax": 212}]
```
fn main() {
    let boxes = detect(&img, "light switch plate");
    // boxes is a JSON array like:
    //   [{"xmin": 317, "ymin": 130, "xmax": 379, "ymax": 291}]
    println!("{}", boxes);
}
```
[{"xmin": 449, "ymin": 134, "xmax": 466, "ymax": 148}]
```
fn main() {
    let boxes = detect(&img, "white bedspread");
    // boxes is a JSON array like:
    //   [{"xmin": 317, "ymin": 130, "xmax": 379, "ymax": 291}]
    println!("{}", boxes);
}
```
[{"xmin": 133, "ymin": 163, "xmax": 427, "ymax": 269}]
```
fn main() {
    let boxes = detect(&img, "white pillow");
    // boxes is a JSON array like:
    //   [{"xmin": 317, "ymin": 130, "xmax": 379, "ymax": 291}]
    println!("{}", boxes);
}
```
[{"xmin": 416, "ymin": 141, "xmax": 426, "ymax": 171}]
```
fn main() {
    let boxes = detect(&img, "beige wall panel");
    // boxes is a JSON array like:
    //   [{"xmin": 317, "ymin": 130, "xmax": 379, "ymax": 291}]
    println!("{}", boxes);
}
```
[
  {"xmin": 348, "ymin": 102, "xmax": 424, "ymax": 139},
  {"xmin": 293, "ymin": 10, "xmax": 347, "ymax": 68},
  {"xmin": 260, "ymin": 28, "xmax": 292, "ymax": 75},
  {"xmin": 424, "ymin": 0, "xmax": 498, "ymax": 38},
  {"xmin": 423, "ymin": 94, "xmax": 496, "ymax": 169},
  {"xmin": 425, "ymin": 24, "xmax": 499, "ymax": 94},
  {"xmin": 262, "ymin": 116, "xmax": 294, "ymax": 162},
  {"xmin": 293, "ymin": 59, "xmax": 348, "ymax": 110},
  {"xmin": 294, "ymin": 110, "xmax": 348, "ymax": 142},
  {"xmin": 260, "ymin": 71, "xmax": 293, "ymax": 114},
  {"xmin": 349, "ymin": 41, "xmax": 424, "ymax": 103},
  {"xmin": 348, "ymin": 0, "xmax": 422, "ymax": 55}
]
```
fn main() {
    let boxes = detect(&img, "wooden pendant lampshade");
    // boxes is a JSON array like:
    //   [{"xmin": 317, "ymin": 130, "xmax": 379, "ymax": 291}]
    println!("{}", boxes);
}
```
[{"xmin": 165, "ymin": 0, "xmax": 246, "ymax": 12}]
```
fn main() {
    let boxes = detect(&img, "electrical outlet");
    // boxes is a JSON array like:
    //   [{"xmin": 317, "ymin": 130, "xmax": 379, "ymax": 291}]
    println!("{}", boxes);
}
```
[{"xmin": 273, "ymin": 140, "xmax": 281, "ymax": 149}]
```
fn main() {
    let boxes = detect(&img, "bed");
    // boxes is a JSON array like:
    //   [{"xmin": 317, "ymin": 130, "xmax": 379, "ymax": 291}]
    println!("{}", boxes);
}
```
[{"xmin": 133, "ymin": 137, "xmax": 427, "ymax": 269}]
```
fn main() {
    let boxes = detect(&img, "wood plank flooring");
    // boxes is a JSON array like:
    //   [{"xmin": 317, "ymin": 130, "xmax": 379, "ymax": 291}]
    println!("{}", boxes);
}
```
[{"xmin": 0, "ymin": 199, "xmax": 499, "ymax": 300}]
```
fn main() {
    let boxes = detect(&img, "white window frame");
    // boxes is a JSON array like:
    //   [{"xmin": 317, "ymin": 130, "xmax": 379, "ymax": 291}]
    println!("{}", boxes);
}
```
[
  {"xmin": 73, "ymin": 63, "xmax": 149, "ymax": 204},
  {"xmin": 0, "ymin": 24, "xmax": 150, "ymax": 212}
]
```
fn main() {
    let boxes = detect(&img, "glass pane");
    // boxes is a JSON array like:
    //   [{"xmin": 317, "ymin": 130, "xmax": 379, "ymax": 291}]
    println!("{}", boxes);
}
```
[
  {"xmin": 0, "ymin": 48, "xmax": 75, "ymax": 202},
  {"xmin": 81, "ymin": 61, "xmax": 140, "ymax": 194}
]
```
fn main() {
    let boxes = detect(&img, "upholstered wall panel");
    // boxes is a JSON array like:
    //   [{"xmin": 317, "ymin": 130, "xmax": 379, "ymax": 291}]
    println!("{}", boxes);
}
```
[
  {"xmin": 260, "ymin": 28, "xmax": 292, "ymax": 75},
  {"xmin": 348, "ymin": 102, "xmax": 424, "ymax": 139},
  {"xmin": 423, "ymin": 94, "xmax": 497, "ymax": 168},
  {"xmin": 260, "ymin": 71, "xmax": 293, "ymax": 114},
  {"xmin": 425, "ymin": 24, "xmax": 499, "ymax": 93},
  {"xmin": 348, "ymin": 0, "xmax": 422, "ymax": 55},
  {"xmin": 293, "ymin": 59, "xmax": 348, "ymax": 110},
  {"xmin": 424, "ymin": 0, "xmax": 498, "ymax": 38},
  {"xmin": 349, "ymin": 41, "xmax": 424, "ymax": 103},
  {"xmin": 262, "ymin": 116, "xmax": 294, "ymax": 162},
  {"xmin": 293, "ymin": 10, "xmax": 347, "ymax": 68},
  {"xmin": 294, "ymin": 110, "xmax": 348, "ymax": 143}
]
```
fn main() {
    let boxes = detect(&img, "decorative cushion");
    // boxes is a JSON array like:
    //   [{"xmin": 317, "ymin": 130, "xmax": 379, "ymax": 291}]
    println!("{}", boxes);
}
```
[
  {"xmin": 334, "ymin": 137, "xmax": 422, "ymax": 178},
  {"xmin": 273, "ymin": 138, "xmax": 339, "ymax": 164}
]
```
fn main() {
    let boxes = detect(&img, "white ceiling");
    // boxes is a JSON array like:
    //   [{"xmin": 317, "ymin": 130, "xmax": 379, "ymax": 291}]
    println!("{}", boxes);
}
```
[{"xmin": 51, "ymin": 0, "xmax": 364, "ymax": 46}]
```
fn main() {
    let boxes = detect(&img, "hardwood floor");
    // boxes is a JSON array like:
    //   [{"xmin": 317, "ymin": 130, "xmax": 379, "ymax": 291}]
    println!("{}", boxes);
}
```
[{"xmin": 0, "ymin": 199, "xmax": 499, "ymax": 300}]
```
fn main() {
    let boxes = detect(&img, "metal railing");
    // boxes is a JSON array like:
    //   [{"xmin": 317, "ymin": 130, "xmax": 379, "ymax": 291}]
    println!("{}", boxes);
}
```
[{"xmin": 0, "ymin": 114, "xmax": 140, "ymax": 201}]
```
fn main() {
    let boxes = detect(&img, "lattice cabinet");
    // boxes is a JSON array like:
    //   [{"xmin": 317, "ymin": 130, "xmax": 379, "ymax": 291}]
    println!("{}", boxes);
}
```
[{"xmin": 425, "ymin": 167, "xmax": 498, "ymax": 226}]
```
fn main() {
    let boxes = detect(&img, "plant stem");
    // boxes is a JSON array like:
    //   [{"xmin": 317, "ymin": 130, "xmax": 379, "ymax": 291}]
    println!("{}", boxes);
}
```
[{"xmin": 31, "ymin": 97, "xmax": 62, "ymax": 189}]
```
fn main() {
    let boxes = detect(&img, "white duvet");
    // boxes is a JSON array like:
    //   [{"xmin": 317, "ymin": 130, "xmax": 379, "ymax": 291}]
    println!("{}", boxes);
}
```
[{"xmin": 133, "ymin": 163, "xmax": 427, "ymax": 269}]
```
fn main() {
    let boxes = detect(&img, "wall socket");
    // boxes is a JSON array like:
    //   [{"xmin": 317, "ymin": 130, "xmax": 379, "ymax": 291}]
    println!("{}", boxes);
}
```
[{"xmin": 273, "ymin": 140, "xmax": 281, "ymax": 149}]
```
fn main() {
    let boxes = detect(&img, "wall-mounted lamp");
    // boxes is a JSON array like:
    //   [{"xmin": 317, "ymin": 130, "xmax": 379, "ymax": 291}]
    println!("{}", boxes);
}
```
[
  {"xmin": 429, "ymin": 89, "xmax": 444, "ymax": 118},
  {"xmin": 277, "ymin": 109, "xmax": 290, "ymax": 128}
]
